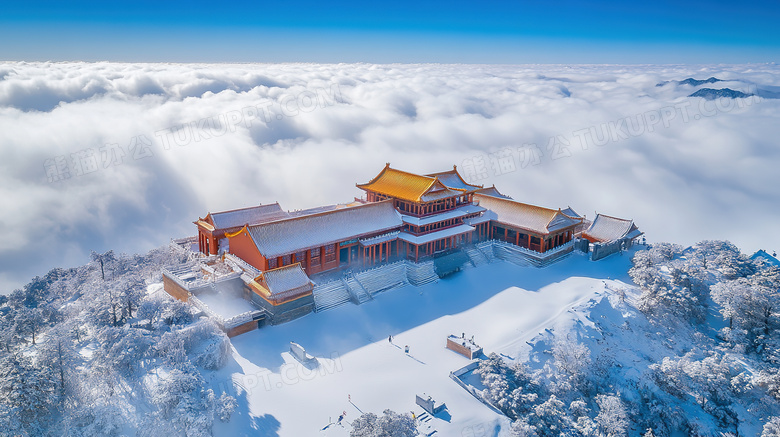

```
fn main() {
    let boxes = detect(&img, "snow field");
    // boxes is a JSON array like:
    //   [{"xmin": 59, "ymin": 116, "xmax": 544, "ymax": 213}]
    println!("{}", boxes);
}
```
[{"xmin": 212, "ymin": 250, "xmax": 636, "ymax": 436}]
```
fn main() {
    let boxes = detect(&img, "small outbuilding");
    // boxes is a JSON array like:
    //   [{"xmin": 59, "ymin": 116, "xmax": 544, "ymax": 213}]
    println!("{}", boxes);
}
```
[
  {"xmin": 581, "ymin": 213, "xmax": 642, "ymax": 245},
  {"xmin": 446, "ymin": 334, "xmax": 482, "ymax": 359},
  {"xmin": 246, "ymin": 263, "xmax": 315, "ymax": 324}
]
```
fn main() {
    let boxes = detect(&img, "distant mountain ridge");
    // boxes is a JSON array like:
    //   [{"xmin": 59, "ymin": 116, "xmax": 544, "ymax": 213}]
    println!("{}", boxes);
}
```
[
  {"xmin": 689, "ymin": 87, "xmax": 755, "ymax": 100},
  {"xmin": 656, "ymin": 76, "xmax": 723, "ymax": 87}
]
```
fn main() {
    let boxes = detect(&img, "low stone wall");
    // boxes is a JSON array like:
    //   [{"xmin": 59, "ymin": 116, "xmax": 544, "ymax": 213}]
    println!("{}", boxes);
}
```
[
  {"xmin": 489, "ymin": 239, "xmax": 575, "ymax": 267},
  {"xmin": 405, "ymin": 260, "xmax": 438, "ymax": 286},
  {"xmin": 226, "ymin": 320, "xmax": 259, "ymax": 338},
  {"xmin": 250, "ymin": 292, "xmax": 315, "ymax": 325},
  {"xmin": 591, "ymin": 239, "xmax": 625, "ymax": 261},
  {"xmin": 162, "ymin": 273, "xmax": 190, "ymax": 302}
]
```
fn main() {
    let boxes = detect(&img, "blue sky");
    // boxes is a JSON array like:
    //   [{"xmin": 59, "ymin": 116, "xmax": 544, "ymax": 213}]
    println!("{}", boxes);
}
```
[{"xmin": 1, "ymin": 0, "xmax": 778, "ymax": 62}]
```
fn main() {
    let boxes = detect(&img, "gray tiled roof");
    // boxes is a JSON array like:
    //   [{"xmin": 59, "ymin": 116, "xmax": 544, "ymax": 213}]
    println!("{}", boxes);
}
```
[
  {"xmin": 426, "ymin": 169, "xmax": 482, "ymax": 192},
  {"xmin": 583, "ymin": 214, "xmax": 642, "ymax": 243},
  {"xmin": 261, "ymin": 264, "xmax": 312, "ymax": 295},
  {"xmin": 474, "ymin": 186, "xmax": 512, "ymax": 199},
  {"xmin": 398, "ymin": 224, "xmax": 475, "ymax": 245},
  {"xmin": 401, "ymin": 204, "xmax": 485, "ymax": 226},
  {"xmin": 246, "ymin": 201, "xmax": 403, "ymax": 258},
  {"xmin": 560, "ymin": 207, "xmax": 581, "ymax": 219},
  {"xmin": 210, "ymin": 203, "xmax": 290, "ymax": 230}
]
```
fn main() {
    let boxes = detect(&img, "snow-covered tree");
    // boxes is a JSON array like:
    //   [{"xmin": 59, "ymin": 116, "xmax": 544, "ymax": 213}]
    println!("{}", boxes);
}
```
[
  {"xmin": 137, "ymin": 297, "xmax": 166, "ymax": 330},
  {"xmin": 350, "ymin": 409, "xmax": 418, "ymax": 437},
  {"xmin": 530, "ymin": 395, "xmax": 569, "ymax": 436},
  {"xmin": 161, "ymin": 299, "xmax": 195, "ymax": 326},
  {"xmin": 595, "ymin": 394, "xmax": 628, "ymax": 437},
  {"xmin": 712, "ymin": 267, "xmax": 780, "ymax": 354},
  {"xmin": 689, "ymin": 240, "xmax": 756, "ymax": 280},
  {"xmin": 552, "ymin": 337, "xmax": 592, "ymax": 389},
  {"xmin": 509, "ymin": 418, "xmax": 539, "ymax": 437},
  {"xmin": 38, "ymin": 325, "xmax": 79, "ymax": 398},
  {"xmin": 91, "ymin": 250, "xmax": 117, "ymax": 281},
  {"xmin": 763, "ymin": 417, "xmax": 780, "ymax": 437},
  {"xmin": 94, "ymin": 325, "xmax": 152, "ymax": 377},
  {"xmin": 0, "ymin": 352, "xmax": 56, "ymax": 433},
  {"xmin": 476, "ymin": 353, "xmax": 542, "ymax": 418},
  {"xmin": 14, "ymin": 306, "xmax": 45, "ymax": 344}
]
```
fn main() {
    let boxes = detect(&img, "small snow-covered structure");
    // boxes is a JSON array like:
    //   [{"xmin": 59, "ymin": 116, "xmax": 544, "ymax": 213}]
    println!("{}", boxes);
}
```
[
  {"xmin": 474, "ymin": 185, "xmax": 512, "ymax": 199},
  {"xmin": 246, "ymin": 263, "xmax": 315, "ymax": 324},
  {"xmin": 416, "ymin": 394, "xmax": 447, "ymax": 415},
  {"xmin": 446, "ymin": 334, "xmax": 482, "ymax": 359},
  {"xmin": 582, "ymin": 214, "xmax": 642, "ymax": 244},
  {"xmin": 289, "ymin": 341, "xmax": 317, "ymax": 366},
  {"xmin": 751, "ymin": 249, "xmax": 780, "ymax": 267},
  {"xmin": 582, "ymin": 214, "xmax": 643, "ymax": 261}
]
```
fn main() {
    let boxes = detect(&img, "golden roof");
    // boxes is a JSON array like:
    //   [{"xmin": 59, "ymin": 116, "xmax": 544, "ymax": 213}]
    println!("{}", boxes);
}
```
[
  {"xmin": 475, "ymin": 193, "xmax": 581, "ymax": 235},
  {"xmin": 357, "ymin": 164, "xmax": 460, "ymax": 203}
]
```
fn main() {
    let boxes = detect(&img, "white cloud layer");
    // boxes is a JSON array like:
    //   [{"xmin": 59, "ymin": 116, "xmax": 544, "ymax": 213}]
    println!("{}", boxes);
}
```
[{"xmin": 1, "ymin": 62, "xmax": 779, "ymax": 292}]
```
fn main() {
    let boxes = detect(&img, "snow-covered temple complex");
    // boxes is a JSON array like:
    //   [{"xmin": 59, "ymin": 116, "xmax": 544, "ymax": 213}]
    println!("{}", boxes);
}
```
[{"xmin": 164, "ymin": 164, "xmax": 643, "ymax": 335}]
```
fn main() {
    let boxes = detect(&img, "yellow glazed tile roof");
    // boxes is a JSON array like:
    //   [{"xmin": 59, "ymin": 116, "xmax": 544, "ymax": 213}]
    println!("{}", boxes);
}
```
[
  {"xmin": 357, "ymin": 164, "xmax": 459, "ymax": 203},
  {"xmin": 476, "ymin": 193, "xmax": 581, "ymax": 235}
]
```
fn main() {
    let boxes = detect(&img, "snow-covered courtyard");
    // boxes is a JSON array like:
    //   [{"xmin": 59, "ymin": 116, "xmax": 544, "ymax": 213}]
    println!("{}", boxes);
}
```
[{"xmin": 210, "ymin": 250, "xmax": 635, "ymax": 436}]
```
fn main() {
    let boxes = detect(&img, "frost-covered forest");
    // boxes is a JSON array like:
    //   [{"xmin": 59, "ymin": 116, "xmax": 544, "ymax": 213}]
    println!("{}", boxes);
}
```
[
  {"xmin": 475, "ymin": 241, "xmax": 780, "ymax": 436},
  {"xmin": 2, "ymin": 240, "xmax": 779, "ymax": 436},
  {"xmin": 0, "ymin": 247, "xmax": 237, "ymax": 436}
]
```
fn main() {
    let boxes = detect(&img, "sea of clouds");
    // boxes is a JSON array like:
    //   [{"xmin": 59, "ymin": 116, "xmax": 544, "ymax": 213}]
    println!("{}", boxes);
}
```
[{"xmin": 1, "ymin": 62, "xmax": 778, "ymax": 292}]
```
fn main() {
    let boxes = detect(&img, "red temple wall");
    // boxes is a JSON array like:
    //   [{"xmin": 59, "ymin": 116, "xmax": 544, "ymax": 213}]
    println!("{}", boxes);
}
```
[{"xmin": 228, "ymin": 232, "xmax": 268, "ymax": 271}]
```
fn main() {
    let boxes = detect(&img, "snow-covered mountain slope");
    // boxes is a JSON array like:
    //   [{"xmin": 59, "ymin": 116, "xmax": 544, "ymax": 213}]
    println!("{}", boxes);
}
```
[
  {"xmin": 3, "ymin": 241, "xmax": 778, "ymax": 436},
  {"xmin": 208, "ymin": 250, "xmax": 636, "ymax": 436}
]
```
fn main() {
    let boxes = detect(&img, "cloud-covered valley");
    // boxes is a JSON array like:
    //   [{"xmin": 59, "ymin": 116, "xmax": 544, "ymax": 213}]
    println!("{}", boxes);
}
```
[{"xmin": 1, "ymin": 62, "xmax": 778, "ymax": 292}]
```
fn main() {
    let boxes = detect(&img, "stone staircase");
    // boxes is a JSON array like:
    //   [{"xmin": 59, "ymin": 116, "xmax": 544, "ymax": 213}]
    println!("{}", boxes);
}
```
[
  {"xmin": 312, "ymin": 279, "xmax": 352, "ymax": 312},
  {"xmin": 406, "ymin": 260, "xmax": 438, "ymax": 286},
  {"xmin": 491, "ymin": 239, "xmax": 575, "ymax": 267},
  {"xmin": 354, "ymin": 261, "xmax": 408, "ymax": 295},
  {"xmin": 344, "ymin": 273, "xmax": 373, "ymax": 304},
  {"xmin": 476, "ymin": 241, "xmax": 499, "ymax": 263},
  {"xmin": 465, "ymin": 246, "xmax": 490, "ymax": 267}
]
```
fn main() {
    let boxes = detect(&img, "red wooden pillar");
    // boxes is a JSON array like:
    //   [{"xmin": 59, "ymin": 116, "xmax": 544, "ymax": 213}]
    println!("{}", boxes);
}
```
[{"xmin": 504, "ymin": 228, "xmax": 508, "ymax": 243}]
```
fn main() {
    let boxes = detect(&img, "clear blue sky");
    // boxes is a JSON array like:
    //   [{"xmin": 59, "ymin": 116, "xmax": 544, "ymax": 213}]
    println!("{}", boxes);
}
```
[{"xmin": 1, "ymin": 0, "xmax": 778, "ymax": 63}]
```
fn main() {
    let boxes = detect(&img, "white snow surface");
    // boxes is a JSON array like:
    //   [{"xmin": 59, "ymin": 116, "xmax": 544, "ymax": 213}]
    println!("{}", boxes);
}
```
[
  {"xmin": 208, "ymin": 250, "xmax": 636, "ymax": 436},
  {"xmin": 196, "ymin": 291, "xmax": 256, "ymax": 320}
]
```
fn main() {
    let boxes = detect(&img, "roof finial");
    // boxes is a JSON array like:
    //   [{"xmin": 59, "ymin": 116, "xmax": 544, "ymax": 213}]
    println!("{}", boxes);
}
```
[
  {"xmin": 385, "ymin": 162, "xmax": 390, "ymax": 168},
  {"xmin": 453, "ymin": 164, "xmax": 457, "ymax": 170}
]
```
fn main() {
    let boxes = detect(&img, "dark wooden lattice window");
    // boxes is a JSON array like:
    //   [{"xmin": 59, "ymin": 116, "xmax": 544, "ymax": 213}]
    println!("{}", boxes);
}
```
[
  {"xmin": 324, "ymin": 244, "xmax": 336, "ymax": 262},
  {"xmin": 268, "ymin": 257, "xmax": 278, "ymax": 269}
]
